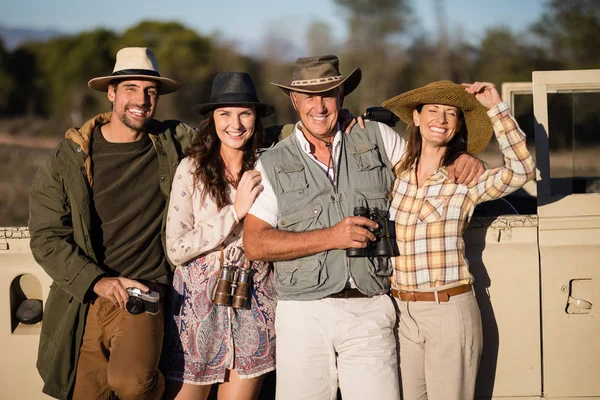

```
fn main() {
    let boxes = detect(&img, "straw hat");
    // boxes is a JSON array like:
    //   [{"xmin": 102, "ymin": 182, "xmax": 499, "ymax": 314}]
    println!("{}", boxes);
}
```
[
  {"xmin": 382, "ymin": 80, "xmax": 493, "ymax": 154},
  {"xmin": 271, "ymin": 55, "xmax": 361, "ymax": 96},
  {"xmin": 88, "ymin": 47, "xmax": 181, "ymax": 95},
  {"xmin": 193, "ymin": 72, "xmax": 274, "ymax": 117}
]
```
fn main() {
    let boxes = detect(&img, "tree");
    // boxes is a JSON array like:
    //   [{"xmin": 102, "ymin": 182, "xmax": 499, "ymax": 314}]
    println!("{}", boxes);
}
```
[
  {"xmin": 334, "ymin": 0, "xmax": 411, "ymax": 111},
  {"xmin": 25, "ymin": 29, "xmax": 117, "ymax": 126},
  {"xmin": 0, "ymin": 39, "xmax": 15, "ymax": 113},
  {"xmin": 306, "ymin": 21, "xmax": 334, "ymax": 56},
  {"xmin": 532, "ymin": 0, "xmax": 600, "ymax": 69}
]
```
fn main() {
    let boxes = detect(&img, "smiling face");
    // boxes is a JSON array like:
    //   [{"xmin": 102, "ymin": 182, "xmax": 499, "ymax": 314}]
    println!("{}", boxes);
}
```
[
  {"xmin": 413, "ymin": 104, "xmax": 462, "ymax": 148},
  {"xmin": 290, "ymin": 87, "xmax": 342, "ymax": 141},
  {"xmin": 108, "ymin": 79, "xmax": 159, "ymax": 133},
  {"xmin": 213, "ymin": 106, "xmax": 256, "ymax": 153}
]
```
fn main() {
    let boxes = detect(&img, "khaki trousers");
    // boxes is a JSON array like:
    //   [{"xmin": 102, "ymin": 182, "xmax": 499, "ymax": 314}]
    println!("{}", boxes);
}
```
[
  {"xmin": 275, "ymin": 295, "xmax": 400, "ymax": 400},
  {"xmin": 71, "ymin": 295, "xmax": 165, "ymax": 400},
  {"xmin": 394, "ymin": 290, "xmax": 483, "ymax": 400}
]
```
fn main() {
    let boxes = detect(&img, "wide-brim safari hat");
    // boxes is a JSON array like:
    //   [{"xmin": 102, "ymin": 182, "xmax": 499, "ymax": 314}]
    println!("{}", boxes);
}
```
[
  {"xmin": 193, "ymin": 72, "xmax": 275, "ymax": 118},
  {"xmin": 271, "ymin": 55, "xmax": 362, "ymax": 96},
  {"xmin": 382, "ymin": 80, "xmax": 493, "ymax": 154},
  {"xmin": 88, "ymin": 47, "xmax": 181, "ymax": 95}
]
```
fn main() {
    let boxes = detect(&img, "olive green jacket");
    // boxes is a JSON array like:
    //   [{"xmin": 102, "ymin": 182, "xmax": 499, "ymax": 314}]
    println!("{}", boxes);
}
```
[{"xmin": 28, "ymin": 113, "xmax": 198, "ymax": 399}]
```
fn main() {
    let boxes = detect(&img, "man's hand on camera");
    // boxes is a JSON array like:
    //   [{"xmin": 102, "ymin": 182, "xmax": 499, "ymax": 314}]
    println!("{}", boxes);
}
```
[
  {"xmin": 330, "ymin": 216, "xmax": 378, "ymax": 250},
  {"xmin": 93, "ymin": 277, "xmax": 149, "ymax": 309}
]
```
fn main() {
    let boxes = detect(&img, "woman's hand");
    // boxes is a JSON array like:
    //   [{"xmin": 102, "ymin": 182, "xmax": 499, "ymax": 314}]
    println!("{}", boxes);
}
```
[
  {"xmin": 462, "ymin": 81, "xmax": 502, "ymax": 110},
  {"xmin": 234, "ymin": 170, "xmax": 263, "ymax": 220}
]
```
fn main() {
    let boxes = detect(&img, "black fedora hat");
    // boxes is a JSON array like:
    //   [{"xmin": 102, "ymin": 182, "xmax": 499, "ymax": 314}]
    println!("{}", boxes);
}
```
[{"xmin": 193, "ymin": 72, "xmax": 275, "ymax": 117}]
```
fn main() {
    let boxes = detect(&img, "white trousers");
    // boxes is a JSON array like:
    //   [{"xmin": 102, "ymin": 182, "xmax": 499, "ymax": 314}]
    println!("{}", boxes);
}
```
[
  {"xmin": 394, "ymin": 290, "xmax": 483, "ymax": 400},
  {"xmin": 275, "ymin": 295, "xmax": 400, "ymax": 400}
]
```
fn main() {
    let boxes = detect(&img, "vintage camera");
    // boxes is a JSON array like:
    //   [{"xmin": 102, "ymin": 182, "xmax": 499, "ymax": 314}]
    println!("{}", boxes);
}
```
[
  {"xmin": 213, "ymin": 263, "xmax": 252, "ymax": 309},
  {"xmin": 365, "ymin": 106, "xmax": 400, "ymax": 127},
  {"xmin": 346, "ymin": 206, "xmax": 394, "ymax": 258},
  {"xmin": 125, "ymin": 287, "xmax": 160, "ymax": 315}
]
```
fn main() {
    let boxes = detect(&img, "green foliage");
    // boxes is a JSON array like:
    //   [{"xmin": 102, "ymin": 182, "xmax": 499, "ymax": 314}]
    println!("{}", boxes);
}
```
[
  {"xmin": 532, "ymin": 0, "xmax": 600, "ymax": 68},
  {"xmin": 1, "ymin": 1, "xmax": 600, "ymax": 128},
  {"xmin": 0, "ymin": 39, "xmax": 15, "ymax": 112},
  {"xmin": 335, "ymin": 0, "xmax": 411, "ymax": 40}
]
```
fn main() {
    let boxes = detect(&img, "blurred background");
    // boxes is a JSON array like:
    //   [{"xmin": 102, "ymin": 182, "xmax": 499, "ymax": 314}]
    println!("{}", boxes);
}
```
[{"xmin": 1, "ymin": 0, "xmax": 600, "ymax": 226}]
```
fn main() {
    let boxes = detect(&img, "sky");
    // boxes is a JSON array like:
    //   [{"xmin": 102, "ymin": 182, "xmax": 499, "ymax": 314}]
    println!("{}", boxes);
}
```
[{"xmin": 0, "ymin": 0, "xmax": 546, "ymax": 56}]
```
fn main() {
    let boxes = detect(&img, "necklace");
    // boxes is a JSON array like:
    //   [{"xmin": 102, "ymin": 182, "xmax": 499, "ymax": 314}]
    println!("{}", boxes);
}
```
[{"xmin": 323, "ymin": 135, "xmax": 343, "ymax": 193}]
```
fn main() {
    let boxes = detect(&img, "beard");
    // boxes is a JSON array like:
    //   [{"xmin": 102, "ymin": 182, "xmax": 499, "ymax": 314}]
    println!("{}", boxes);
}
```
[{"xmin": 116, "ymin": 103, "xmax": 153, "ymax": 133}]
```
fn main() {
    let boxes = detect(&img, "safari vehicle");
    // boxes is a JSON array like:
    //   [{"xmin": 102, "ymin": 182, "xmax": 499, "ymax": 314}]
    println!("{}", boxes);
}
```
[{"xmin": 1, "ymin": 69, "xmax": 598, "ymax": 399}]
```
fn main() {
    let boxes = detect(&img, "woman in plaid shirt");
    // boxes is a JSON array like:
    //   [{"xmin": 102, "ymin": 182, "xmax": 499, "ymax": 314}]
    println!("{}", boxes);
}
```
[{"xmin": 382, "ymin": 81, "xmax": 535, "ymax": 400}]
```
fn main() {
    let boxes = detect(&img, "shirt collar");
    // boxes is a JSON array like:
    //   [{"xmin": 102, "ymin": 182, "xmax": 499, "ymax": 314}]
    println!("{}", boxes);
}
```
[
  {"xmin": 408, "ymin": 162, "xmax": 450, "ymax": 185},
  {"xmin": 294, "ymin": 122, "xmax": 342, "ymax": 156}
]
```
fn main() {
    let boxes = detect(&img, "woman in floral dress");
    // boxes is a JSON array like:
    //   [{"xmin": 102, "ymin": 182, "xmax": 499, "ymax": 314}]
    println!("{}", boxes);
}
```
[{"xmin": 162, "ymin": 72, "xmax": 276, "ymax": 400}]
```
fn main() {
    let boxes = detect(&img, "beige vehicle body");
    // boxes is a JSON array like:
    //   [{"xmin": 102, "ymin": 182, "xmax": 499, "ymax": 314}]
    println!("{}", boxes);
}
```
[{"xmin": 1, "ymin": 70, "xmax": 599, "ymax": 399}]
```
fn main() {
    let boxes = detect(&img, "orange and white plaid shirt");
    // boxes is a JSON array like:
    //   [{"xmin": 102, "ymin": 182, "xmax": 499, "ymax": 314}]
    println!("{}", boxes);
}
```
[{"xmin": 389, "ymin": 102, "xmax": 535, "ymax": 291}]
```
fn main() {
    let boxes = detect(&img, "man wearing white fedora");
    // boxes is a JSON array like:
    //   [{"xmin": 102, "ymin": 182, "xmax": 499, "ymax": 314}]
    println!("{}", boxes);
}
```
[
  {"xmin": 29, "ymin": 47, "xmax": 199, "ymax": 400},
  {"xmin": 243, "ymin": 55, "xmax": 484, "ymax": 400}
]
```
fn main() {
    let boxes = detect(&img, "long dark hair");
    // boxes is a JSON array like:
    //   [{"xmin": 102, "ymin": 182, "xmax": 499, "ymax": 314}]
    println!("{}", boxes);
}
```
[
  {"xmin": 186, "ymin": 107, "xmax": 264, "ymax": 209},
  {"xmin": 394, "ymin": 105, "xmax": 468, "ymax": 177}
]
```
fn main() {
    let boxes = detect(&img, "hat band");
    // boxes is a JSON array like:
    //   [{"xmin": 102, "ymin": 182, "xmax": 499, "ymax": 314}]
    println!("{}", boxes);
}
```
[
  {"xmin": 210, "ymin": 92, "xmax": 260, "ymax": 104},
  {"xmin": 112, "ymin": 69, "xmax": 161, "ymax": 77},
  {"xmin": 291, "ymin": 75, "xmax": 343, "ymax": 86}
]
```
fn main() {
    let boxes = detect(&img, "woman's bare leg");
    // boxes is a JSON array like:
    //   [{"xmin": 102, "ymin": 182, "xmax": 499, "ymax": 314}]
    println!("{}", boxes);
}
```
[
  {"xmin": 163, "ymin": 379, "xmax": 212, "ymax": 400},
  {"xmin": 217, "ymin": 369, "xmax": 264, "ymax": 400}
]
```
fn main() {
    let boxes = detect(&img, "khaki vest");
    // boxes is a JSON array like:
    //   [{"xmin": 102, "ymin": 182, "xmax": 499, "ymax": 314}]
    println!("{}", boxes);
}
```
[{"xmin": 259, "ymin": 121, "xmax": 395, "ymax": 300}]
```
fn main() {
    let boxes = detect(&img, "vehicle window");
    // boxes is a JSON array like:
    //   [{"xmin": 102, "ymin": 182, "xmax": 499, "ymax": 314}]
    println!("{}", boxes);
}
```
[{"xmin": 548, "ymin": 91, "xmax": 600, "ymax": 195}]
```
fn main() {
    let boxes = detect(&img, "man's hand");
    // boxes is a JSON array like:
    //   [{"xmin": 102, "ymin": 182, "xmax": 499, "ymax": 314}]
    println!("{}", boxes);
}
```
[
  {"xmin": 339, "ymin": 109, "xmax": 366, "ymax": 133},
  {"xmin": 329, "ymin": 216, "xmax": 378, "ymax": 250},
  {"xmin": 93, "ymin": 277, "xmax": 149, "ymax": 309},
  {"xmin": 447, "ymin": 154, "xmax": 485, "ymax": 187}
]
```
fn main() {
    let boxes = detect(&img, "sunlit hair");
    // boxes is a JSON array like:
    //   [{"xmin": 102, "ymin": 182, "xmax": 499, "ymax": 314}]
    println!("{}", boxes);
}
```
[
  {"xmin": 186, "ymin": 106, "xmax": 263, "ymax": 210},
  {"xmin": 394, "ymin": 105, "xmax": 468, "ymax": 177},
  {"xmin": 108, "ymin": 78, "xmax": 162, "ymax": 94}
]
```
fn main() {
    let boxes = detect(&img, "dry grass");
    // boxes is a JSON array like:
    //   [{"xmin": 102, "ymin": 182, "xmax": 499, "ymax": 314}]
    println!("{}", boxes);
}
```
[{"xmin": 1, "ymin": 144, "xmax": 51, "ymax": 227}]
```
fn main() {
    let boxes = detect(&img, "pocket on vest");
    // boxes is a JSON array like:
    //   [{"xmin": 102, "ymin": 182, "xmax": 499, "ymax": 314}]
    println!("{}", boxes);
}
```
[
  {"xmin": 278, "ymin": 202, "xmax": 323, "ymax": 231},
  {"xmin": 351, "ymin": 143, "xmax": 384, "ymax": 171},
  {"xmin": 275, "ymin": 253, "xmax": 328, "ymax": 289},
  {"xmin": 274, "ymin": 163, "xmax": 308, "ymax": 193},
  {"xmin": 367, "ymin": 257, "xmax": 393, "ymax": 277}
]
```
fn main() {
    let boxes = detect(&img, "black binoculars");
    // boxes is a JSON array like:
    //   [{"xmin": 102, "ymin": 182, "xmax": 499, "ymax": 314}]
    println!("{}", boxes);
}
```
[
  {"xmin": 213, "ymin": 263, "xmax": 251, "ymax": 309},
  {"xmin": 365, "ymin": 106, "xmax": 400, "ymax": 127},
  {"xmin": 346, "ymin": 206, "xmax": 394, "ymax": 258}
]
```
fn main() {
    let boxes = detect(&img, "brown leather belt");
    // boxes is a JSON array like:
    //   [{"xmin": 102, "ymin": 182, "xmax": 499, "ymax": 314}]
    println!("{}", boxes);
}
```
[
  {"xmin": 391, "ymin": 284, "xmax": 472, "ymax": 302},
  {"xmin": 327, "ymin": 288, "xmax": 370, "ymax": 299}
]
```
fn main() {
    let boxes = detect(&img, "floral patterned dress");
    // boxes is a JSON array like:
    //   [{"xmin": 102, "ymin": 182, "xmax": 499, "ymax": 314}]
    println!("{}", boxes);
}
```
[{"xmin": 161, "ymin": 157, "xmax": 276, "ymax": 385}]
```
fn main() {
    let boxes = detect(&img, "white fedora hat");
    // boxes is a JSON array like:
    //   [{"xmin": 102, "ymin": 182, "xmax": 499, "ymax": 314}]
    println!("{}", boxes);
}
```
[{"xmin": 88, "ymin": 47, "xmax": 181, "ymax": 95}]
